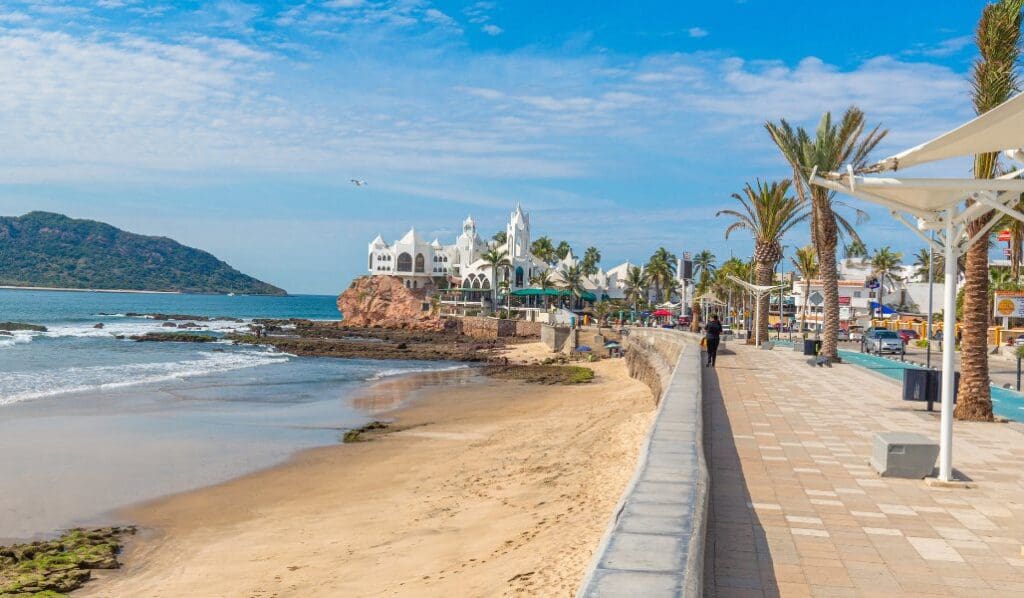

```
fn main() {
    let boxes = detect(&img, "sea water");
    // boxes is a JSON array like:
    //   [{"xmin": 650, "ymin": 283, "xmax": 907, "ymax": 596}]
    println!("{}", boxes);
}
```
[{"xmin": 0, "ymin": 289, "xmax": 465, "ymax": 540}]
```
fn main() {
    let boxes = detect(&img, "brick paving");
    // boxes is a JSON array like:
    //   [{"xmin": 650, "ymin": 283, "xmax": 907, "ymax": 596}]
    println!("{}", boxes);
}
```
[{"xmin": 703, "ymin": 343, "xmax": 1024, "ymax": 597}]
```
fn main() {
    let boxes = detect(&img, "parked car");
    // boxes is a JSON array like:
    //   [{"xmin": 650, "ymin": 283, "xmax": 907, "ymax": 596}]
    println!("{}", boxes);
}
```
[
  {"xmin": 897, "ymin": 329, "xmax": 920, "ymax": 344},
  {"xmin": 865, "ymin": 329, "xmax": 905, "ymax": 355},
  {"xmin": 837, "ymin": 329, "xmax": 851, "ymax": 341}
]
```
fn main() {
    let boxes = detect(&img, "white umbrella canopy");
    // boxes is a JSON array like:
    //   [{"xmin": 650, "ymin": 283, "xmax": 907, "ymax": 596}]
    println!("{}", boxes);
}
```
[
  {"xmin": 866, "ymin": 91, "xmax": 1024, "ymax": 173},
  {"xmin": 810, "ymin": 175, "xmax": 1024, "ymax": 218}
]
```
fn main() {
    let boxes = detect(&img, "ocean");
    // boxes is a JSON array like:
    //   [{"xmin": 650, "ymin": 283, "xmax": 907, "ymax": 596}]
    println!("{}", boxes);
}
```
[{"xmin": 0, "ymin": 289, "xmax": 466, "ymax": 540}]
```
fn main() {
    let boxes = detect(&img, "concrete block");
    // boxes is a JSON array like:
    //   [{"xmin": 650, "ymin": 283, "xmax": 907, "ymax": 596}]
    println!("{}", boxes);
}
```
[
  {"xmin": 870, "ymin": 432, "xmax": 939, "ymax": 479},
  {"xmin": 583, "ymin": 570, "xmax": 682, "ymax": 597}
]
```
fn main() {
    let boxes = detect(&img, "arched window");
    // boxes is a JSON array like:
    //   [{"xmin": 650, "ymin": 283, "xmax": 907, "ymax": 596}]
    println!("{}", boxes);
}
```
[
  {"xmin": 515, "ymin": 266, "xmax": 524, "ymax": 287},
  {"xmin": 369, "ymin": 254, "xmax": 373, "ymax": 270},
  {"xmin": 471, "ymin": 276, "xmax": 480, "ymax": 289},
  {"xmin": 415, "ymin": 254, "xmax": 425, "ymax": 273},
  {"xmin": 481, "ymin": 277, "xmax": 490, "ymax": 289},
  {"xmin": 397, "ymin": 252, "xmax": 412, "ymax": 272}
]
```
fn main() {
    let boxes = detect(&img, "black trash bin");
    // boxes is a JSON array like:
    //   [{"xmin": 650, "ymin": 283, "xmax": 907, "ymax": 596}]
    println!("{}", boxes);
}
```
[
  {"xmin": 902, "ymin": 369, "xmax": 958, "ymax": 411},
  {"xmin": 803, "ymin": 339, "xmax": 822, "ymax": 356}
]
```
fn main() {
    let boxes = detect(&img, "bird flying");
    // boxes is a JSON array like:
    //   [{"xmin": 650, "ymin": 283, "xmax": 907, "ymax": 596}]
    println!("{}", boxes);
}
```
[{"xmin": 350, "ymin": 179, "xmax": 367, "ymax": 187}]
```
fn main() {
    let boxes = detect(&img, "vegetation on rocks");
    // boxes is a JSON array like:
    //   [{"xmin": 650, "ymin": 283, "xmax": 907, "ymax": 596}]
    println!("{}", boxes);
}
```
[
  {"xmin": 484, "ymin": 365, "xmax": 595, "ymax": 385},
  {"xmin": 0, "ymin": 211, "xmax": 285, "ymax": 295},
  {"xmin": 0, "ymin": 526, "xmax": 135, "ymax": 597},
  {"xmin": 342, "ymin": 421, "xmax": 389, "ymax": 443},
  {"xmin": 0, "ymin": 323, "xmax": 47, "ymax": 332},
  {"xmin": 130, "ymin": 332, "xmax": 218, "ymax": 343}
]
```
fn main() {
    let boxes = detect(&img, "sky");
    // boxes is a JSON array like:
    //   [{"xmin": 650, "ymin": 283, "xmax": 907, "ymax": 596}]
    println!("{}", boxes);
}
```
[{"xmin": 0, "ymin": 0, "xmax": 1001, "ymax": 294}]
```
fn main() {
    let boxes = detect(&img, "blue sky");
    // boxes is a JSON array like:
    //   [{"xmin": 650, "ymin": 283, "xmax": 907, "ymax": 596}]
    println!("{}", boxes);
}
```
[{"xmin": 0, "ymin": 0, "xmax": 998, "ymax": 293}]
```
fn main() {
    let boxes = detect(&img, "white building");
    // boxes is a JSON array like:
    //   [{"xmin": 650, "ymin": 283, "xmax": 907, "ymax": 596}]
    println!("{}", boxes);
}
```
[{"xmin": 366, "ymin": 204, "xmax": 631, "ymax": 303}]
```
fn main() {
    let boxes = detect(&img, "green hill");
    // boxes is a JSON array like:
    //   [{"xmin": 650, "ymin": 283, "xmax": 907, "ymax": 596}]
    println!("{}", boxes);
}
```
[{"xmin": 0, "ymin": 212, "xmax": 286, "ymax": 295}]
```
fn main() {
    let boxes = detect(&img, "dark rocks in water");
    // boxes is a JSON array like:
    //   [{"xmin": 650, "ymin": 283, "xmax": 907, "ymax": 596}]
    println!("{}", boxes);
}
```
[
  {"xmin": 93, "ymin": 323, "xmax": 104, "ymax": 329},
  {"xmin": 124, "ymin": 312, "xmax": 244, "ymax": 323},
  {"xmin": 0, "ymin": 526, "xmax": 136, "ymax": 596},
  {"xmin": 0, "ymin": 322, "xmax": 47, "ymax": 332},
  {"xmin": 130, "ymin": 332, "xmax": 217, "ymax": 343},
  {"xmin": 161, "ymin": 321, "xmax": 178, "ymax": 328},
  {"xmin": 114, "ymin": 335, "xmax": 125, "ymax": 340},
  {"xmin": 178, "ymin": 321, "xmax": 204, "ymax": 329},
  {"xmin": 343, "ymin": 421, "xmax": 389, "ymax": 443}
]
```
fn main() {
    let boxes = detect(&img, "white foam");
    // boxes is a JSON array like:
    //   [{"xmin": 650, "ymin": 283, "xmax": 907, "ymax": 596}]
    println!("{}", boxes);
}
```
[
  {"xmin": 366, "ymin": 364, "xmax": 469, "ymax": 381},
  {"xmin": 0, "ymin": 349, "xmax": 290, "ymax": 405}
]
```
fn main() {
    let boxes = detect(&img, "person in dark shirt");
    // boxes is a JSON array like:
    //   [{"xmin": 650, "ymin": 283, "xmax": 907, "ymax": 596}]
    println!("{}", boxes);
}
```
[{"xmin": 704, "ymin": 314, "xmax": 723, "ymax": 367}]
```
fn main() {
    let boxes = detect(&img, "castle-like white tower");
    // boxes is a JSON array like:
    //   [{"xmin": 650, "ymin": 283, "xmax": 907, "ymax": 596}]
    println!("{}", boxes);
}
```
[{"xmin": 506, "ymin": 203, "xmax": 530, "ymax": 260}]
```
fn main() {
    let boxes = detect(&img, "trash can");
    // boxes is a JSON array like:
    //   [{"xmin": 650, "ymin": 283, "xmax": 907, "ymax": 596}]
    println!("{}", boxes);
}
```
[
  {"xmin": 902, "ymin": 369, "xmax": 931, "ymax": 402},
  {"xmin": 803, "ymin": 339, "xmax": 821, "ymax": 356}
]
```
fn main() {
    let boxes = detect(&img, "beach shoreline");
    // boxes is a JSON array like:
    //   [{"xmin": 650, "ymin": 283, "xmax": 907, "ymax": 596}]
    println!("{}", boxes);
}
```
[{"xmin": 78, "ymin": 344, "xmax": 655, "ymax": 597}]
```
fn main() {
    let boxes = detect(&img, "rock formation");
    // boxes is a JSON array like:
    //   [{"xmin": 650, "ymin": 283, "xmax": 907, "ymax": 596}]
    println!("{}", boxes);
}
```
[{"xmin": 337, "ymin": 276, "xmax": 450, "ymax": 330}]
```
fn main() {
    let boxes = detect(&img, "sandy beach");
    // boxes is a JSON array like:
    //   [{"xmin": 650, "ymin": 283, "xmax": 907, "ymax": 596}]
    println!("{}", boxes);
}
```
[{"xmin": 80, "ymin": 343, "xmax": 655, "ymax": 597}]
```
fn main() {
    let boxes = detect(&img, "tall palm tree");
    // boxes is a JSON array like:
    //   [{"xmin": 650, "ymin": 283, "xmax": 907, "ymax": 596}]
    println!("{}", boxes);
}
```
[
  {"xmin": 646, "ymin": 247, "xmax": 678, "ymax": 302},
  {"xmin": 531, "ymin": 236, "xmax": 556, "ymax": 263},
  {"xmin": 492, "ymin": 230, "xmax": 507, "ymax": 246},
  {"xmin": 558, "ymin": 263, "xmax": 586, "ymax": 310},
  {"xmin": 555, "ymin": 240, "xmax": 572, "ymax": 260},
  {"xmin": 623, "ymin": 265, "xmax": 649, "ymax": 316},
  {"xmin": 790, "ymin": 245, "xmax": 818, "ymax": 336},
  {"xmin": 582, "ymin": 246, "xmax": 602, "ymax": 276},
  {"xmin": 870, "ymin": 246, "xmax": 903, "ymax": 317},
  {"xmin": 990, "ymin": 266, "xmax": 1020, "ymax": 291},
  {"xmin": 718, "ymin": 179, "xmax": 809, "ymax": 344},
  {"xmin": 958, "ymin": 0, "xmax": 1023, "ymax": 422},
  {"xmin": 530, "ymin": 270, "xmax": 555, "ymax": 308},
  {"xmin": 766, "ymin": 109, "xmax": 887, "ymax": 361},
  {"xmin": 716, "ymin": 257, "xmax": 752, "ymax": 328},
  {"xmin": 690, "ymin": 250, "xmax": 717, "ymax": 331},
  {"xmin": 481, "ymin": 248, "xmax": 511, "ymax": 310}
]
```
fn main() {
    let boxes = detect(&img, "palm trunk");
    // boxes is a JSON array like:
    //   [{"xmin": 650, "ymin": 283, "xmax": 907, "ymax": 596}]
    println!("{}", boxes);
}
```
[
  {"xmin": 816, "ymin": 204, "xmax": 840, "ymax": 360},
  {"xmin": 755, "ymin": 260, "xmax": 772, "ymax": 344},
  {"xmin": 955, "ymin": 212, "xmax": 994, "ymax": 421},
  {"xmin": 802, "ymin": 280, "xmax": 810, "ymax": 336}
]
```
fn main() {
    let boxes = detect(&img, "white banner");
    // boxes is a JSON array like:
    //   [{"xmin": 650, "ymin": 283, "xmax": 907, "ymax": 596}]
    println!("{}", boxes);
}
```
[{"xmin": 994, "ymin": 294, "xmax": 1024, "ymax": 318}]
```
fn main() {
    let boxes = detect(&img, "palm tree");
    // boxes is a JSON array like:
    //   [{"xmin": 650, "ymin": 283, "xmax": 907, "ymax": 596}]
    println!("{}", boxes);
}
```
[
  {"xmin": 623, "ymin": 265, "xmax": 649, "ymax": 317},
  {"xmin": 690, "ymin": 250, "xmax": 717, "ymax": 331},
  {"xmin": 766, "ymin": 109, "xmax": 887, "ymax": 361},
  {"xmin": 844, "ymin": 240, "xmax": 868, "ymax": 263},
  {"xmin": 481, "ymin": 248, "xmax": 511, "ymax": 310},
  {"xmin": 958, "ymin": 0, "xmax": 1023, "ymax": 422},
  {"xmin": 492, "ymin": 230, "xmax": 507, "ymax": 246},
  {"xmin": 555, "ymin": 241, "xmax": 572, "ymax": 260},
  {"xmin": 531, "ymin": 236, "xmax": 556, "ymax": 263},
  {"xmin": 530, "ymin": 270, "xmax": 555, "ymax": 308},
  {"xmin": 582, "ymin": 246, "xmax": 602, "ymax": 277},
  {"xmin": 912, "ymin": 248, "xmax": 933, "ymax": 282},
  {"xmin": 646, "ymin": 247, "xmax": 678, "ymax": 302},
  {"xmin": 790, "ymin": 245, "xmax": 818, "ymax": 336},
  {"xmin": 870, "ymin": 246, "xmax": 903, "ymax": 317},
  {"xmin": 718, "ymin": 179, "xmax": 809, "ymax": 344},
  {"xmin": 558, "ymin": 263, "xmax": 586, "ymax": 310},
  {"xmin": 990, "ymin": 266, "xmax": 1021, "ymax": 291}
]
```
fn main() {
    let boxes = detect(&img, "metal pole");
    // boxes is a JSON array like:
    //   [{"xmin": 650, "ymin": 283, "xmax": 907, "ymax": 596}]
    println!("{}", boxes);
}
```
[
  {"xmin": 755, "ymin": 292, "xmax": 760, "ymax": 346},
  {"xmin": 938, "ymin": 212, "xmax": 957, "ymax": 482},
  {"xmin": 778, "ymin": 252, "xmax": 784, "ymax": 340},
  {"xmin": 927, "ymin": 231, "xmax": 935, "ymax": 368},
  {"xmin": 1017, "ymin": 352, "xmax": 1021, "ymax": 392}
]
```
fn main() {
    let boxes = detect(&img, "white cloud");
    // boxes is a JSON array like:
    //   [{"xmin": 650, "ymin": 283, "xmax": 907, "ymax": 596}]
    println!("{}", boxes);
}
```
[
  {"xmin": 688, "ymin": 27, "xmax": 708, "ymax": 38},
  {"xmin": 0, "ymin": 11, "xmax": 31, "ymax": 23},
  {"xmin": 909, "ymin": 35, "xmax": 973, "ymax": 58},
  {"xmin": 481, "ymin": 23, "xmax": 502, "ymax": 36}
]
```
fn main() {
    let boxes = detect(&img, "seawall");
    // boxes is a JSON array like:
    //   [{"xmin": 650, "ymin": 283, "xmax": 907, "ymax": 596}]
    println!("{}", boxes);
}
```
[{"xmin": 578, "ymin": 328, "xmax": 708, "ymax": 597}]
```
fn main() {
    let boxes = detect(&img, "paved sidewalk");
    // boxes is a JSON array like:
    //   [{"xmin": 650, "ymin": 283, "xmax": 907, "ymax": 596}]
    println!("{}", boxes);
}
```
[{"xmin": 703, "ymin": 343, "xmax": 1024, "ymax": 597}]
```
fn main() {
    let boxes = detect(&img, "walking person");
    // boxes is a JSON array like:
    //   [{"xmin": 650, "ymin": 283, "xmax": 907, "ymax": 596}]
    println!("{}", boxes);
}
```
[{"xmin": 705, "ymin": 313, "xmax": 723, "ymax": 367}]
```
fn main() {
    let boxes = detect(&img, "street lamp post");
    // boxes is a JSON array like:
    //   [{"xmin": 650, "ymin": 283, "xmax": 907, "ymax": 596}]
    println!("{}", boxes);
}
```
[{"xmin": 926, "ymin": 232, "xmax": 935, "ymax": 368}]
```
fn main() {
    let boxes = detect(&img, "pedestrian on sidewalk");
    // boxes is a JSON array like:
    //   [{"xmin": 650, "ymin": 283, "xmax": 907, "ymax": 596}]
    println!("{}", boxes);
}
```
[{"xmin": 705, "ymin": 313, "xmax": 722, "ymax": 367}]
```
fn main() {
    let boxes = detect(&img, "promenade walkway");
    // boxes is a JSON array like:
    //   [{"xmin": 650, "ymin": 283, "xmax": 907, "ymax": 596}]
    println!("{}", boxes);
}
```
[{"xmin": 703, "ymin": 343, "xmax": 1024, "ymax": 597}]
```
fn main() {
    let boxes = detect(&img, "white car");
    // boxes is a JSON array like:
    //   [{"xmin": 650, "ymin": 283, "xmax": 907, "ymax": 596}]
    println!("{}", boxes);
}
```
[{"xmin": 865, "ymin": 330, "xmax": 904, "ymax": 354}]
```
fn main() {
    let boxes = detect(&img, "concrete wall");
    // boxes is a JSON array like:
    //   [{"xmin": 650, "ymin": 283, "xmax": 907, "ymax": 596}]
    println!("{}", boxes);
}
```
[
  {"xmin": 457, "ymin": 316, "xmax": 541, "ymax": 340},
  {"xmin": 541, "ymin": 324, "xmax": 574, "ymax": 352},
  {"xmin": 578, "ymin": 328, "xmax": 708, "ymax": 597}
]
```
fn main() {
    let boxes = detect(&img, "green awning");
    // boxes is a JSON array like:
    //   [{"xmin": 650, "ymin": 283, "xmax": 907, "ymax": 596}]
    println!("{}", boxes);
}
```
[{"xmin": 510, "ymin": 288, "xmax": 597, "ymax": 301}]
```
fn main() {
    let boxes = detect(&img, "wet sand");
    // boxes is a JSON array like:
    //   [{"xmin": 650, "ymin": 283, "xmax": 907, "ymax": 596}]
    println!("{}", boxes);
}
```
[{"xmin": 80, "ymin": 344, "xmax": 655, "ymax": 597}]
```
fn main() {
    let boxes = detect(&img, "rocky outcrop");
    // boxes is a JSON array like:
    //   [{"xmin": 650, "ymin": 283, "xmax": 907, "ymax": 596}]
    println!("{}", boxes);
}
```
[
  {"xmin": 0, "ymin": 526, "xmax": 135, "ymax": 596},
  {"xmin": 337, "ymin": 276, "xmax": 452, "ymax": 331}
]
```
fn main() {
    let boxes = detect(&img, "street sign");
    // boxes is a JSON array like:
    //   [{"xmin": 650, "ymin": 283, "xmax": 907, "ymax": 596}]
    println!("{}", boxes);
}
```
[
  {"xmin": 1004, "ymin": 248, "xmax": 1012, "ymax": 257},
  {"xmin": 998, "ymin": 229, "xmax": 1012, "ymax": 242},
  {"xmin": 809, "ymin": 291, "xmax": 824, "ymax": 306}
]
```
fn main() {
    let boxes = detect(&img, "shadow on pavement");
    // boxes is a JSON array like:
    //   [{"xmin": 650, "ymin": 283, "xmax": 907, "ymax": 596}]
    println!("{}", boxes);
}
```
[{"xmin": 701, "ymin": 362, "xmax": 778, "ymax": 597}]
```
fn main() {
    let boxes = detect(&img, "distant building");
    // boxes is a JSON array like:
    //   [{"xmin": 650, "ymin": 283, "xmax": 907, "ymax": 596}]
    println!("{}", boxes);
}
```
[{"xmin": 366, "ymin": 204, "xmax": 631, "ymax": 303}]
